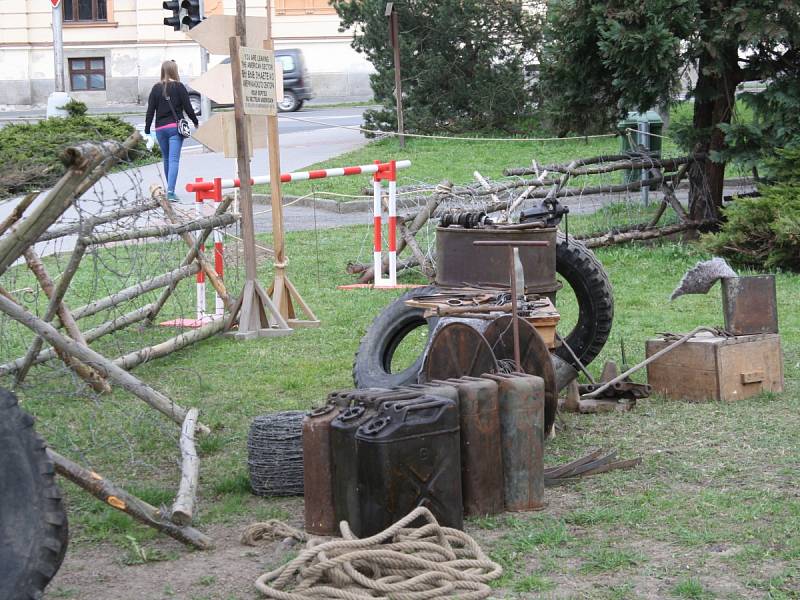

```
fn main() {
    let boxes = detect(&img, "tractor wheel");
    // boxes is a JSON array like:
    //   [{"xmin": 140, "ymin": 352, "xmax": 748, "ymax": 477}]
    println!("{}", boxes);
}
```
[{"xmin": 0, "ymin": 388, "xmax": 68, "ymax": 600}]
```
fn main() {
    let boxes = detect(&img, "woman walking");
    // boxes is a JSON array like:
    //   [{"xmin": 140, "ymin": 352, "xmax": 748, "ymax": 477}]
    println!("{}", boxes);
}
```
[{"xmin": 144, "ymin": 60, "xmax": 199, "ymax": 201}]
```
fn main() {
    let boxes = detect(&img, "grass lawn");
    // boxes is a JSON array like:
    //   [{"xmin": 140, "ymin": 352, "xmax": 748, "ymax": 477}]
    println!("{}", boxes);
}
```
[{"xmin": 6, "ymin": 211, "xmax": 798, "ymax": 597}]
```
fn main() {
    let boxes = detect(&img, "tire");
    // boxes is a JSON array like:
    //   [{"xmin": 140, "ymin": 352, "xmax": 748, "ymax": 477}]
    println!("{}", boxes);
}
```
[
  {"xmin": 189, "ymin": 93, "xmax": 202, "ymax": 117},
  {"xmin": 353, "ymin": 286, "xmax": 440, "ymax": 389},
  {"xmin": 0, "ymin": 388, "xmax": 69, "ymax": 600},
  {"xmin": 554, "ymin": 233, "xmax": 614, "ymax": 369},
  {"xmin": 278, "ymin": 90, "xmax": 300, "ymax": 112}
]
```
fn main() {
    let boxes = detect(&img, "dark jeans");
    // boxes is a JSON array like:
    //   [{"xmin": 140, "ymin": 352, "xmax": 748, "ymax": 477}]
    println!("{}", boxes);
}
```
[{"xmin": 156, "ymin": 126, "xmax": 184, "ymax": 194}]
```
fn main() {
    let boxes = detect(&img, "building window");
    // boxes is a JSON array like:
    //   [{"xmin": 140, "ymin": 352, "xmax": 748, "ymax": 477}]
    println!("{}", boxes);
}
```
[
  {"xmin": 275, "ymin": 0, "xmax": 335, "ymax": 15},
  {"xmin": 69, "ymin": 58, "xmax": 106, "ymax": 91},
  {"xmin": 63, "ymin": 0, "xmax": 107, "ymax": 22}
]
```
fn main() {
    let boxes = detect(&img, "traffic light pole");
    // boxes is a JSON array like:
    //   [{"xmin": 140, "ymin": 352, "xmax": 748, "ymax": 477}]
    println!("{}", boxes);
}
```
[{"xmin": 52, "ymin": 3, "xmax": 65, "ymax": 93}]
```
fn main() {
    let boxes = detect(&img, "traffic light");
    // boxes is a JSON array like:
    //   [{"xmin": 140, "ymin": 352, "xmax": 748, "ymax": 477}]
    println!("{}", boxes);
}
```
[
  {"xmin": 162, "ymin": 0, "xmax": 183, "ymax": 31},
  {"xmin": 180, "ymin": 0, "xmax": 203, "ymax": 30}
]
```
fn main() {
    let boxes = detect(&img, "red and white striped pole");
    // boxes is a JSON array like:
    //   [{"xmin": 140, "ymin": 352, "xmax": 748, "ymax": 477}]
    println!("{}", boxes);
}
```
[
  {"xmin": 373, "ymin": 160, "xmax": 398, "ymax": 288},
  {"xmin": 194, "ymin": 177, "xmax": 206, "ymax": 321},
  {"xmin": 212, "ymin": 177, "xmax": 224, "ymax": 317}
]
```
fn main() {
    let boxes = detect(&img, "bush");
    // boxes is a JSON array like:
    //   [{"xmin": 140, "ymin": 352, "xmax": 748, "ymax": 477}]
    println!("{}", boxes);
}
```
[
  {"xmin": 0, "ymin": 115, "xmax": 148, "ymax": 199},
  {"xmin": 60, "ymin": 99, "xmax": 88, "ymax": 118},
  {"xmin": 702, "ymin": 147, "xmax": 800, "ymax": 271}
]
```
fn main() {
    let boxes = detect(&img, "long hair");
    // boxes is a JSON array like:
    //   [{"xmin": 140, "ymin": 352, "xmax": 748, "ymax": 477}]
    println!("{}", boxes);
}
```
[{"xmin": 160, "ymin": 60, "xmax": 180, "ymax": 89}]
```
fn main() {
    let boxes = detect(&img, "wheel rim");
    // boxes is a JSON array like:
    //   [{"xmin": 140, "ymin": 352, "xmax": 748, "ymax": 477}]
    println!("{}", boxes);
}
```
[{"xmin": 279, "ymin": 93, "xmax": 296, "ymax": 111}]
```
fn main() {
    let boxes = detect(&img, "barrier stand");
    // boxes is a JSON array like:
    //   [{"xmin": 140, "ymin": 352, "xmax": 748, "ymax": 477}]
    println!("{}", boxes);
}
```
[{"xmin": 185, "ymin": 160, "xmax": 413, "ymax": 301}]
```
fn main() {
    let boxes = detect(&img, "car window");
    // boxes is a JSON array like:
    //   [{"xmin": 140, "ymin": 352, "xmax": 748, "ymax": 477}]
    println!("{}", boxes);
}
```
[{"xmin": 277, "ymin": 55, "xmax": 295, "ymax": 72}]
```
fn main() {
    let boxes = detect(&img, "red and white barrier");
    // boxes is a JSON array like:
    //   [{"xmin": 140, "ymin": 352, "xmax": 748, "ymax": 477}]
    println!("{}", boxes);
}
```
[{"xmin": 184, "ymin": 159, "xmax": 411, "ymax": 291}]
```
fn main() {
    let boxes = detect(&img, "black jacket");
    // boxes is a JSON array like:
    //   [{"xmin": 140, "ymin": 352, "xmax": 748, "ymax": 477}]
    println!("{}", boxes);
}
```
[{"xmin": 144, "ymin": 81, "xmax": 199, "ymax": 134}]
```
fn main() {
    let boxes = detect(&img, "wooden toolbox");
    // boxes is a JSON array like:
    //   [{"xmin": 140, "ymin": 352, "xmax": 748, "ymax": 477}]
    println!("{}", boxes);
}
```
[{"xmin": 646, "ymin": 332, "xmax": 784, "ymax": 402}]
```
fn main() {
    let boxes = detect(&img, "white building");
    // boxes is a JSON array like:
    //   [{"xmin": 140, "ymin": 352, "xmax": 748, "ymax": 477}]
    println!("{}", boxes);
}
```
[{"xmin": 0, "ymin": 0, "xmax": 374, "ymax": 108}]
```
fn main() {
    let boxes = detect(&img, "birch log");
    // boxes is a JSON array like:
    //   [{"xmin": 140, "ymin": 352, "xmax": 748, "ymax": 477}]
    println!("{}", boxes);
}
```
[
  {"xmin": 48, "ymin": 449, "xmax": 212, "ymax": 550},
  {"xmin": 0, "ymin": 293, "xmax": 208, "ymax": 433},
  {"xmin": 171, "ymin": 408, "xmax": 199, "ymax": 526}
]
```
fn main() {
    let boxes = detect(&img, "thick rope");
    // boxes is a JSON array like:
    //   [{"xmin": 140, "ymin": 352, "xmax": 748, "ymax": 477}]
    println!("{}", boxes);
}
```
[{"xmin": 250, "ymin": 507, "xmax": 502, "ymax": 599}]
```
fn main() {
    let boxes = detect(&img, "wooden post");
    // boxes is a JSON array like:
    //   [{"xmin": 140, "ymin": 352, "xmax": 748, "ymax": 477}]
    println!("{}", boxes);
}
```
[
  {"xmin": 387, "ymin": 3, "xmax": 405, "ymax": 148},
  {"xmin": 171, "ymin": 408, "xmax": 200, "ymax": 526},
  {"xmin": 225, "ymin": 0, "xmax": 292, "ymax": 339},
  {"xmin": 263, "ymin": 0, "xmax": 319, "ymax": 328}
]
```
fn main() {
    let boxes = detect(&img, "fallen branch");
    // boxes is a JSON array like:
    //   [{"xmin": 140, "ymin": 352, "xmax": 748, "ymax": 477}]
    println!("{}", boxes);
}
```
[
  {"xmin": 0, "ymin": 192, "xmax": 37, "ymax": 238},
  {"xmin": 48, "ymin": 448, "xmax": 212, "ymax": 550},
  {"xmin": 84, "ymin": 213, "xmax": 237, "ymax": 246},
  {"xmin": 171, "ymin": 408, "xmax": 200, "ymax": 526},
  {"xmin": 581, "ymin": 220, "xmax": 713, "ymax": 249},
  {"xmin": 38, "ymin": 197, "xmax": 162, "ymax": 243}
]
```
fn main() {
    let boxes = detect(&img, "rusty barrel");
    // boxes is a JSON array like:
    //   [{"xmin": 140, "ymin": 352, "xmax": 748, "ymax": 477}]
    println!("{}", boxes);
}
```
[
  {"xmin": 483, "ymin": 372, "xmax": 546, "ymax": 511},
  {"xmin": 302, "ymin": 391, "xmax": 352, "ymax": 536},
  {"xmin": 437, "ymin": 376, "xmax": 505, "ymax": 516},
  {"xmin": 330, "ymin": 389, "xmax": 420, "ymax": 535},
  {"xmin": 355, "ymin": 395, "xmax": 462, "ymax": 537},
  {"xmin": 435, "ymin": 226, "xmax": 559, "ymax": 295}
]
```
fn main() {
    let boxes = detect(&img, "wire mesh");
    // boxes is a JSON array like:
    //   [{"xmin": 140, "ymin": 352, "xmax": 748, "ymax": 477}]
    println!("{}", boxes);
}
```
[{"xmin": 247, "ymin": 410, "xmax": 305, "ymax": 497}]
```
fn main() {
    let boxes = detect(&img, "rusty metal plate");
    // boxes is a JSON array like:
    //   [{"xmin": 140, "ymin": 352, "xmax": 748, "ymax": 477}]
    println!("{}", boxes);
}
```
[
  {"xmin": 483, "ymin": 315, "xmax": 557, "ymax": 434},
  {"xmin": 721, "ymin": 275, "xmax": 778, "ymax": 335},
  {"xmin": 421, "ymin": 322, "xmax": 498, "ymax": 382}
]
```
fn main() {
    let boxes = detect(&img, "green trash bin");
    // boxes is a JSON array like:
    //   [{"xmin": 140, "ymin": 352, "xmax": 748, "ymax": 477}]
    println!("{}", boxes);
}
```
[{"xmin": 618, "ymin": 110, "xmax": 663, "ymax": 183}]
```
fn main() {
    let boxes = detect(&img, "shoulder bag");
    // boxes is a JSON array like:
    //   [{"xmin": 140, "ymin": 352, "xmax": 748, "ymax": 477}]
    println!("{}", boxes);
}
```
[{"xmin": 163, "ymin": 83, "xmax": 191, "ymax": 138}]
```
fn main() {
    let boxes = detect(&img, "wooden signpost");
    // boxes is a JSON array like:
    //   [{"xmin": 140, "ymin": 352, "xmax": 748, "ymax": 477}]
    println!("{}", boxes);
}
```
[{"xmin": 186, "ymin": 1, "xmax": 318, "ymax": 337}]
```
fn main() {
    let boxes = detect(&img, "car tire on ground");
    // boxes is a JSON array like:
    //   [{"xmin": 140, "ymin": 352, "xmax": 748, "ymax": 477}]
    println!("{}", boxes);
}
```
[
  {"xmin": 0, "ymin": 388, "xmax": 68, "ymax": 600},
  {"xmin": 352, "ymin": 285, "xmax": 440, "ymax": 389},
  {"xmin": 352, "ymin": 235, "xmax": 614, "ymax": 389},
  {"xmin": 553, "ymin": 232, "xmax": 614, "ymax": 369},
  {"xmin": 278, "ymin": 90, "xmax": 301, "ymax": 112}
]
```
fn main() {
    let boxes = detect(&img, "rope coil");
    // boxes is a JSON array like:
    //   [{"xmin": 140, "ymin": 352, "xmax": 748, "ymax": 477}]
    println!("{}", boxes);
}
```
[{"xmin": 251, "ymin": 507, "xmax": 502, "ymax": 599}]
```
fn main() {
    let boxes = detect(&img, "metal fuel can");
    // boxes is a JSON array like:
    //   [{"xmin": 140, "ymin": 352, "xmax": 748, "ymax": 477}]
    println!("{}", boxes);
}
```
[
  {"xmin": 483, "ymin": 372, "xmax": 546, "ymax": 511},
  {"xmin": 355, "ymin": 395, "xmax": 462, "ymax": 537}
]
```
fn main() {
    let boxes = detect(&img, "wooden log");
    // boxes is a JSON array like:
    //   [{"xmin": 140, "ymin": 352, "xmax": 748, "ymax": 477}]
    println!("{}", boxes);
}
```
[
  {"xmin": 171, "ymin": 408, "xmax": 199, "ymax": 526},
  {"xmin": 83, "ymin": 213, "xmax": 237, "ymax": 246},
  {"xmin": 71, "ymin": 263, "xmax": 200, "ymax": 322},
  {"xmin": 553, "ymin": 156, "xmax": 695, "ymax": 177},
  {"xmin": 0, "ymin": 302, "xmax": 157, "ymax": 376},
  {"xmin": 113, "ymin": 316, "xmax": 227, "ymax": 371},
  {"xmin": 0, "ymin": 192, "xmax": 37, "ymax": 237},
  {"xmin": 0, "ymin": 135, "xmax": 141, "ymax": 277},
  {"xmin": 16, "ymin": 240, "xmax": 88, "ymax": 385},
  {"xmin": 505, "ymin": 154, "xmax": 632, "ymax": 176},
  {"xmin": 47, "ymin": 448, "xmax": 212, "ymax": 550},
  {"xmin": 399, "ymin": 223, "xmax": 434, "ymax": 279},
  {"xmin": 0, "ymin": 293, "xmax": 208, "ymax": 432},
  {"xmin": 581, "ymin": 220, "xmax": 712, "ymax": 249},
  {"xmin": 22, "ymin": 248, "xmax": 111, "ymax": 394},
  {"xmin": 153, "ymin": 185, "xmax": 231, "ymax": 311},
  {"xmin": 38, "ymin": 198, "xmax": 162, "ymax": 243}
]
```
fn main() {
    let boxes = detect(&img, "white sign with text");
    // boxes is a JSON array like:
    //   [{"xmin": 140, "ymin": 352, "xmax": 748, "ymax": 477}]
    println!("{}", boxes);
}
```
[{"xmin": 239, "ymin": 47, "xmax": 277, "ymax": 116}]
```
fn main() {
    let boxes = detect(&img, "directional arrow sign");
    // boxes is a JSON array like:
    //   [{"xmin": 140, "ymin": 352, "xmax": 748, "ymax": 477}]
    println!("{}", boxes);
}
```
[
  {"xmin": 187, "ymin": 15, "xmax": 268, "ymax": 55},
  {"xmin": 193, "ymin": 112, "xmax": 268, "ymax": 157},
  {"xmin": 188, "ymin": 63, "xmax": 233, "ymax": 105}
]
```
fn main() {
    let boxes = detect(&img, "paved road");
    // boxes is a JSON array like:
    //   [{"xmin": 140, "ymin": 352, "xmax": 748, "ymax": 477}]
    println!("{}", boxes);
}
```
[{"xmin": 0, "ymin": 107, "xmax": 373, "ymax": 259}]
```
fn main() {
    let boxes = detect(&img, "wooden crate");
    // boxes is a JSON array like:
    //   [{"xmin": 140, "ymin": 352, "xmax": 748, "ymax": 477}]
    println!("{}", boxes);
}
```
[{"xmin": 646, "ymin": 332, "xmax": 784, "ymax": 402}]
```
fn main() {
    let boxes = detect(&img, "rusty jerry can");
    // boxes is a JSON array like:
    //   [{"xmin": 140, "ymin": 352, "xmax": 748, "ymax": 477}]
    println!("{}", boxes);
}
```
[
  {"xmin": 355, "ymin": 395, "xmax": 462, "ymax": 537},
  {"xmin": 483, "ymin": 372, "xmax": 546, "ymax": 511},
  {"xmin": 331, "ymin": 389, "xmax": 420, "ymax": 535},
  {"xmin": 303, "ymin": 390, "xmax": 355, "ymax": 536},
  {"xmin": 433, "ymin": 376, "xmax": 505, "ymax": 516}
]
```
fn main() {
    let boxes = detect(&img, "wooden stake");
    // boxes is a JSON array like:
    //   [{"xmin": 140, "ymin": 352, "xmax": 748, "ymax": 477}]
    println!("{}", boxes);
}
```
[
  {"xmin": 262, "ymin": 1, "xmax": 318, "ymax": 328},
  {"xmin": 171, "ymin": 408, "xmax": 200, "ymax": 526},
  {"xmin": 224, "ymin": 3, "xmax": 292, "ymax": 338},
  {"xmin": 48, "ymin": 449, "xmax": 212, "ymax": 550},
  {"xmin": 0, "ymin": 293, "xmax": 208, "ymax": 433}
]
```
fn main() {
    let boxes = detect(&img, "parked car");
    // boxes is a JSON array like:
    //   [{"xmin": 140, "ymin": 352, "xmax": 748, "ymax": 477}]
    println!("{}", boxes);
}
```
[{"xmin": 187, "ymin": 48, "xmax": 314, "ymax": 115}]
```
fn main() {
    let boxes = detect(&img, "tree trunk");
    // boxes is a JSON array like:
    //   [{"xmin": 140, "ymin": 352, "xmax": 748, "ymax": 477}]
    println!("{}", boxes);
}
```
[{"xmin": 689, "ymin": 47, "xmax": 741, "ymax": 222}]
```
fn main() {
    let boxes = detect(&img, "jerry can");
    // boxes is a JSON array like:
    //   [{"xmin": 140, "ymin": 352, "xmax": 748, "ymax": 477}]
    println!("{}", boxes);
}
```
[
  {"xmin": 403, "ymin": 381, "xmax": 460, "ymax": 403},
  {"xmin": 331, "ymin": 389, "xmax": 420, "ymax": 534},
  {"xmin": 482, "ymin": 372, "xmax": 545, "ymax": 511},
  {"xmin": 436, "ymin": 376, "xmax": 504, "ymax": 516},
  {"xmin": 303, "ymin": 390, "xmax": 353, "ymax": 536},
  {"xmin": 355, "ymin": 395, "xmax": 462, "ymax": 537}
]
